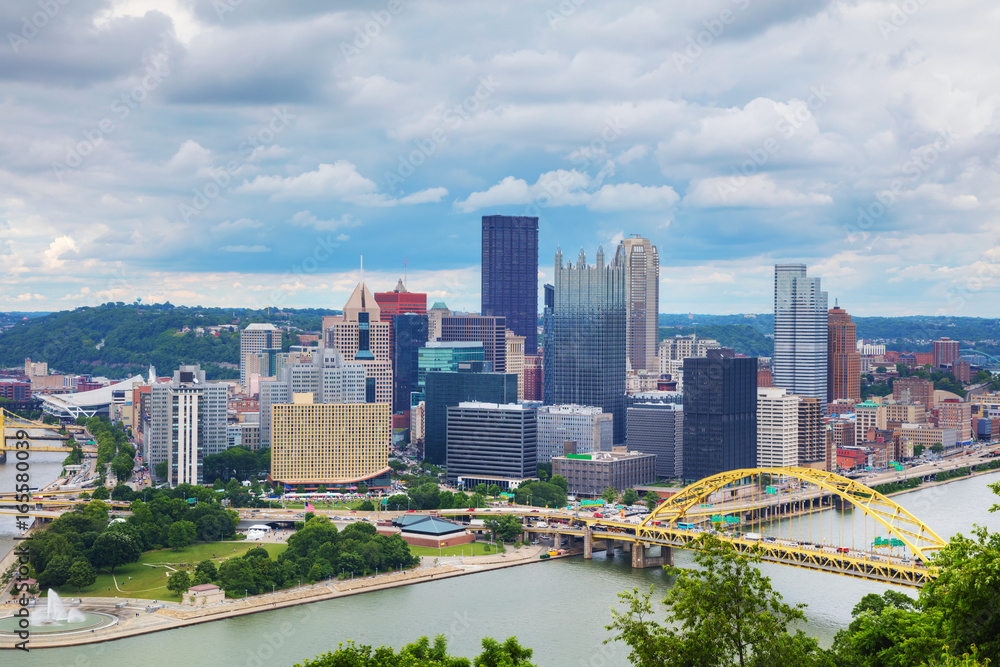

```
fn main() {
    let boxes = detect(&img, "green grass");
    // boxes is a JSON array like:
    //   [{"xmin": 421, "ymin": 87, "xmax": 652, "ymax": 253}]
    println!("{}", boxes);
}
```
[
  {"xmin": 408, "ymin": 541, "xmax": 507, "ymax": 558},
  {"xmin": 52, "ymin": 542, "xmax": 286, "ymax": 600}
]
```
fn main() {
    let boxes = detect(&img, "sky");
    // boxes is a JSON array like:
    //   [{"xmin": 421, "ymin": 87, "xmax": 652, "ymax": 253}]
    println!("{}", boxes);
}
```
[{"xmin": 1, "ymin": 0, "xmax": 998, "ymax": 317}]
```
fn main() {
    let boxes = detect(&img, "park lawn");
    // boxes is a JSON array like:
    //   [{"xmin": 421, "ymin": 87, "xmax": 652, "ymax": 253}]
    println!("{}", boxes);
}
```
[
  {"xmin": 408, "ymin": 541, "xmax": 507, "ymax": 558},
  {"xmin": 51, "ymin": 541, "xmax": 287, "ymax": 600}
]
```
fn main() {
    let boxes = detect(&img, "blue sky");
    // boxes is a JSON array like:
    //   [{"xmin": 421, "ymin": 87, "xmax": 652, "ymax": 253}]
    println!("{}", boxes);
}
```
[{"xmin": 1, "ymin": 0, "xmax": 998, "ymax": 316}]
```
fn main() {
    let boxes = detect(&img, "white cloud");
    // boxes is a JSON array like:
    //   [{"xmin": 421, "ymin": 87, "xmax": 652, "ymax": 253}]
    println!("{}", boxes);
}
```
[
  {"xmin": 288, "ymin": 211, "xmax": 359, "ymax": 231},
  {"xmin": 216, "ymin": 218, "xmax": 264, "ymax": 233},
  {"xmin": 220, "ymin": 244, "xmax": 270, "ymax": 253},
  {"xmin": 683, "ymin": 175, "xmax": 833, "ymax": 208},
  {"xmin": 166, "ymin": 140, "xmax": 213, "ymax": 174},
  {"xmin": 43, "ymin": 236, "xmax": 79, "ymax": 270}
]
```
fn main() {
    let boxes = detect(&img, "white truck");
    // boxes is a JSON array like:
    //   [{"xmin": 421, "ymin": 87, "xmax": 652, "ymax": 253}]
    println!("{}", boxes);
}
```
[{"xmin": 744, "ymin": 532, "xmax": 762, "ymax": 541}]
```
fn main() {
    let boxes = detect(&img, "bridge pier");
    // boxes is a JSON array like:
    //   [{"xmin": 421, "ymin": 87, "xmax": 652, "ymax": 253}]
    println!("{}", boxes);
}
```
[{"xmin": 631, "ymin": 543, "xmax": 672, "ymax": 569}]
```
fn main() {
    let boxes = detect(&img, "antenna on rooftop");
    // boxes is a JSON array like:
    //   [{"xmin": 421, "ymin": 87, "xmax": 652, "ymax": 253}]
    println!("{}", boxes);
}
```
[{"xmin": 404, "ymin": 259, "xmax": 407, "ymax": 289}]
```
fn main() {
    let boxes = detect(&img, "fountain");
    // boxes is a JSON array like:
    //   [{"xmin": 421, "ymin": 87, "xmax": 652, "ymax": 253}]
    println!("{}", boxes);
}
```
[{"xmin": 0, "ymin": 590, "xmax": 119, "ymax": 636}]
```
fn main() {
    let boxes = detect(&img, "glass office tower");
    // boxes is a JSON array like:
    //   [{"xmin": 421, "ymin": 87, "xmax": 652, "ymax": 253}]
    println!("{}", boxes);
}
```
[
  {"xmin": 481, "ymin": 215, "xmax": 539, "ymax": 355},
  {"xmin": 773, "ymin": 264, "xmax": 828, "ymax": 406}
]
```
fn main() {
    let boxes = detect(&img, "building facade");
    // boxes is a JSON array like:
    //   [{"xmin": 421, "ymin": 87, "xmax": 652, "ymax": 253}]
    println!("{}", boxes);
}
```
[
  {"xmin": 615, "ymin": 236, "xmax": 659, "ymax": 372},
  {"xmin": 446, "ymin": 402, "xmax": 537, "ymax": 486},
  {"xmin": 552, "ymin": 451, "xmax": 656, "ymax": 496},
  {"xmin": 423, "ymin": 370, "xmax": 518, "ymax": 465},
  {"xmin": 544, "ymin": 246, "xmax": 627, "ymax": 443},
  {"xmin": 798, "ymin": 396, "xmax": 826, "ymax": 469},
  {"xmin": 828, "ymin": 305, "xmax": 861, "ymax": 403},
  {"xmin": 439, "ymin": 314, "xmax": 507, "ymax": 374},
  {"xmin": 756, "ymin": 387, "xmax": 800, "ymax": 468},
  {"xmin": 682, "ymin": 349, "xmax": 757, "ymax": 481},
  {"xmin": 523, "ymin": 353, "xmax": 543, "ymax": 401},
  {"xmin": 392, "ymin": 312, "xmax": 429, "ymax": 414},
  {"xmin": 240, "ymin": 323, "xmax": 280, "ymax": 393},
  {"xmin": 625, "ymin": 403, "xmax": 683, "ymax": 479},
  {"xmin": 773, "ymin": 264, "xmax": 828, "ymax": 406},
  {"xmin": 536, "ymin": 404, "xmax": 614, "ymax": 462},
  {"xmin": 505, "ymin": 330, "xmax": 526, "ymax": 401},
  {"xmin": 481, "ymin": 214, "xmax": 539, "ymax": 355},
  {"xmin": 374, "ymin": 278, "xmax": 427, "ymax": 353},
  {"xmin": 325, "ymin": 281, "xmax": 393, "ymax": 405},
  {"xmin": 893, "ymin": 377, "xmax": 935, "ymax": 408},
  {"xmin": 933, "ymin": 338, "xmax": 961, "ymax": 369},
  {"xmin": 938, "ymin": 399, "xmax": 973, "ymax": 445}
]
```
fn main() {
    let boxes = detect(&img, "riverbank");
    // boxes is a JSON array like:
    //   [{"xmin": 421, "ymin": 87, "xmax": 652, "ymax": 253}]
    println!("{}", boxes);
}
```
[{"xmin": 0, "ymin": 544, "xmax": 571, "ymax": 649}]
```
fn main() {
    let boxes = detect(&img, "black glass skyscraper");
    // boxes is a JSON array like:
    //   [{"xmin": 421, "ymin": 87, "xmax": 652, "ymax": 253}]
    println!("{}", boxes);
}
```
[
  {"xmin": 543, "ymin": 246, "xmax": 627, "ymax": 443},
  {"xmin": 682, "ymin": 348, "xmax": 757, "ymax": 481},
  {"xmin": 393, "ymin": 312, "xmax": 428, "ymax": 414},
  {"xmin": 481, "ymin": 215, "xmax": 538, "ymax": 355}
]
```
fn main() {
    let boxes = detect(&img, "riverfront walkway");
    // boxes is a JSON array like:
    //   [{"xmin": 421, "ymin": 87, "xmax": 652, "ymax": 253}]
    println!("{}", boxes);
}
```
[{"xmin": 0, "ymin": 545, "xmax": 551, "ymax": 649}]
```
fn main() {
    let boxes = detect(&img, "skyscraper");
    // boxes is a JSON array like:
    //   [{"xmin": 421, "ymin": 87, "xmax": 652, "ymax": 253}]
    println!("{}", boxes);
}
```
[
  {"xmin": 423, "ymin": 368, "xmax": 518, "ymax": 465},
  {"xmin": 149, "ymin": 365, "xmax": 228, "ymax": 486},
  {"xmin": 773, "ymin": 264, "xmax": 828, "ymax": 406},
  {"xmin": 240, "ymin": 323, "xmax": 280, "ymax": 393},
  {"xmin": 615, "ymin": 236, "xmax": 659, "ymax": 372},
  {"xmin": 481, "ymin": 215, "xmax": 539, "ymax": 355},
  {"xmin": 375, "ymin": 278, "xmax": 427, "ymax": 353},
  {"xmin": 828, "ymin": 304, "xmax": 861, "ymax": 403},
  {"xmin": 392, "ymin": 312, "xmax": 429, "ymax": 414},
  {"xmin": 326, "ymin": 281, "xmax": 393, "ymax": 404},
  {"xmin": 544, "ymin": 246, "xmax": 627, "ymax": 443},
  {"xmin": 682, "ymin": 349, "xmax": 757, "ymax": 481},
  {"xmin": 756, "ymin": 387, "xmax": 799, "ymax": 468},
  {"xmin": 439, "ymin": 314, "xmax": 507, "ymax": 373},
  {"xmin": 933, "ymin": 337, "xmax": 961, "ymax": 369}
]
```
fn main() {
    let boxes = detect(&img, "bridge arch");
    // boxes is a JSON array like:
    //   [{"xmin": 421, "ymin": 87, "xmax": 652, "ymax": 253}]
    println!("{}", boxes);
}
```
[{"xmin": 640, "ymin": 467, "xmax": 948, "ymax": 562}]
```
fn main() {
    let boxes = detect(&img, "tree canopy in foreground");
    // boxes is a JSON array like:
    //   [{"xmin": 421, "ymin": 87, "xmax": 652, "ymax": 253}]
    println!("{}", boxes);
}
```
[{"xmin": 295, "ymin": 635, "xmax": 535, "ymax": 667}]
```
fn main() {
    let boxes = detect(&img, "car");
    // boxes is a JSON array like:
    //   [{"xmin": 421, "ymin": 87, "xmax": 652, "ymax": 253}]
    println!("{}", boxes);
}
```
[{"xmin": 836, "ymin": 547, "xmax": 850, "ymax": 553}]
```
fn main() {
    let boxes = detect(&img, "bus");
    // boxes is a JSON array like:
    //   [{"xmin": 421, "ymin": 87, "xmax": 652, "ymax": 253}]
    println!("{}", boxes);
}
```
[{"xmin": 676, "ymin": 521, "xmax": 697, "ymax": 531}]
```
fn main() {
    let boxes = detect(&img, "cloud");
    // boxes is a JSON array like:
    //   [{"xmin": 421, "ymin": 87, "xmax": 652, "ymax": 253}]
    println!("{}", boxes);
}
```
[
  {"xmin": 288, "ymin": 211, "xmax": 359, "ymax": 231},
  {"xmin": 683, "ymin": 175, "xmax": 833, "ymax": 208},
  {"xmin": 454, "ymin": 170, "xmax": 678, "ymax": 213},
  {"xmin": 43, "ymin": 236, "xmax": 79, "ymax": 270},
  {"xmin": 217, "ymin": 218, "xmax": 264, "ymax": 233},
  {"xmin": 220, "ymin": 245, "xmax": 270, "ymax": 253}
]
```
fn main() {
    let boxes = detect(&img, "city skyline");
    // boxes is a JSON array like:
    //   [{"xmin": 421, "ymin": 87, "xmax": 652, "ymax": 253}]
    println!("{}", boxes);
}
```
[{"xmin": 2, "ymin": 2, "xmax": 999, "ymax": 316}]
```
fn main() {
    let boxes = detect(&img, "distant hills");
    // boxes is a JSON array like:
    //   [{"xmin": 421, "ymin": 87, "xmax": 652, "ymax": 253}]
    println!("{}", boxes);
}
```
[{"xmin": 2, "ymin": 305, "xmax": 998, "ymax": 379}]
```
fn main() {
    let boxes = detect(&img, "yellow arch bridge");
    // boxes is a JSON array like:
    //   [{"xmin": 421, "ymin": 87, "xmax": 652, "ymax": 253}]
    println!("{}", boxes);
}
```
[
  {"xmin": 0, "ymin": 407, "xmax": 72, "ymax": 460},
  {"xmin": 445, "ymin": 467, "xmax": 948, "ymax": 589}
]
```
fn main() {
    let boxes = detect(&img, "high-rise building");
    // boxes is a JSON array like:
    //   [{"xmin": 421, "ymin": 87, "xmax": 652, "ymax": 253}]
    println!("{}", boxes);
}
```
[
  {"xmin": 773, "ymin": 264, "xmax": 828, "ymax": 406},
  {"xmin": 440, "ymin": 314, "xmax": 507, "ymax": 374},
  {"xmin": 411, "ymin": 342, "xmax": 486, "ymax": 405},
  {"xmin": 933, "ymin": 337, "xmax": 961, "ymax": 369},
  {"xmin": 392, "ymin": 312, "xmax": 429, "ymax": 414},
  {"xmin": 427, "ymin": 302, "xmax": 451, "ymax": 341},
  {"xmin": 756, "ymin": 387, "xmax": 800, "ymax": 468},
  {"xmin": 270, "ymin": 395, "xmax": 391, "ymax": 491},
  {"xmin": 259, "ymin": 349, "xmax": 367, "ymax": 450},
  {"xmin": 240, "ymin": 323, "xmax": 280, "ymax": 393},
  {"xmin": 615, "ymin": 236, "xmax": 659, "ymax": 372},
  {"xmin": 446, "ymin": 402, "xmax": 537, "ymax": 487},
  {"xmin": 544, "ymin": 246, "xmax": 627, "ymax": 443},
  {"xmin": 854, "ymin": 401, "xmax": 887, "ymax": 443},
  {"xmin": 375, "ymin": 278, "xmax": 428, "ymax": 353},
  {"xmin": 682, "ymin": 349, "xmax": 757, "ymax": 481},
  {"xmin": 149, "ymin": 365, "xmax": 228, "ymax": 486},
  {"xmin": 828, "ymin": 305, "xmax": 861, "ymax": 403},
  {"xmin": 523, "ymin": 353, "xmax": 543, "ymax": 401},
  {"xmin": 536, "ymin": 404, "xmax": 613, "ymax": 462},
  {"xmin": 326, "ymin": 281, "xmax": 393, "ymax": 404},
  {"xmin": 626, "ymin": 403, "xmax": 683, "ymax": 479},
  {"xmin": 798, "ymin": 396, "xmax": 826, "ymax": 469},
  {"xmin": 505, "ymin": 330, "xmax": 526, "ymax": 401},
  {"xmin": 481, "ymin": 214, "xmax": 538, "ymax": 355},
  {"xmin": 938, "ymin": 399, "xmax": 973, "ymax": 445},
  {"xmin": 658, "ymin": 335, "xmax": 722, "ymax": 363},
  {"xmin": 893, "ymin": 377, "xmax": 935, "ymax": 408},
  {"xmin": 423, "ymin": 369, "xmax": 518, "ymax": 465}
]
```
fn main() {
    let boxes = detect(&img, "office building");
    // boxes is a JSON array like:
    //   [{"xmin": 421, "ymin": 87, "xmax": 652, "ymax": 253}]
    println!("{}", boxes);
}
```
[
  {"xmin": 0, "ymin": 377, "xmax": 31, "ymax": 402},
  {"xmin": 392, "ymin": 312, "xmax": 429, "ymax": 414},
  {"xmin": 148, "ymin": 365, "xmax": 228, "ymax": 486},
  {"xmin": 325, "ymin": 281, "xmax": 393, "ymax": 404},
  {"xmin": 259, "ymin": 349, "xmax": 366, "ymax": 450},
  {"xmin": 898, "ymin": 424, "xmax": 957, "ymax": 455},
  {"xmin": 523, "ymin": 353, "xmax": 543, "ymax": 401},
  {"xmin": 544, "ymin": 246, "xmax": 627, "ymax": 443},
  {"xmin": 481, "ymin": 214, "xmax": 538, "ymax": 355},
  {"xmin": 440, "ymin": 314, "xmax": 507, "ymax": 374},
  {"xmin": 446, "ymin": 402, "xmax": 536, "ymax": 487},
  {"xmin": 828, "ymin": 305, "xmax": 861, "ymax": 403},
  {"xmin": 240, "ymin": 323, "xmax": 280, "ymax": 393},
  {"xmin": 411, "ymin": 342, "xmax": 486, "ymax": 405},
  {"xmin": 938, "ymin": 399, "xmax": 973, "ymax": 445},
  {"xmin": 798, "ymin": 396, "xmax": 826, "ymax": 469},
  {"xmin": 536, "ymin": 404, "xmax": 614, "ymax": 462},
  {"xmin": 893, "ymin": 377, "xmax": 935, "ymax": 408},
  {"xmin": 934, "ymin": 338, "xmax": 961, "ymax": 369},
  {"xmin": 505, "ymin": 330, "xmax": 526, "ymax": 401},
  {"xmin": 24, "ymin": 358, "xmax": 47, "ymax": 377},
  {"xmin": 423, "ymin": 369, "xmax": 518, "ymax": 465},
  {"xmin": 756, "ymin": 388, "xmax": 800, "ymax": 468},
  {"xmin": 552, "ymin": 450, "xmax": 656, "ymax": 497},
  {"xmin": 773, "ymin": 264, "xmax": 828, "ymax": 406},
  {"xmin": 659, "ymin": 335, "xmax": 722, "ymax": 364},
  {"xmin": 682, "ymin": 349, "xmax": 757, "ymax": 481},
  {"xmin": 427, "ymin": 302, "xmax": 451, "ymax": 341},
  {"xmin": 375, "ymin": 278, "xmax": 427, "ymax": 352},
  {"xmin": 885, "ymin": 401, "xmax": 926, "ymax": 427},
  {"xmin": 854, "ymin": 401, "xmax": 887, "ymax": 443},
  {"xmin": 626, "ymin": 403, "xmax": 683, "ymax": 479},
  {"xmin": 615, "ymin": 236, "xmax": 659, "ymax": 372},
  {"xmin": 270, "ymin": 395, "xmax": 391, "ymax": 491}
]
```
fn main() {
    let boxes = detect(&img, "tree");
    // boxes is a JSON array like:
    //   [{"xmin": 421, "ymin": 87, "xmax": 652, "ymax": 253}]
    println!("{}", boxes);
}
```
[
  {"xmin": 549, "ymin": 475, "xmax": 568, "ymax": 494},
  {"xmin": 167, "ymin": 570, "xmax": 192, "ymax": 597},
  {"xmin": 90, "ymin": 530, "xmax": 141, "ymax": 575},
  {"xmin": 474, "ymin": 483, "xmax": 488, "ymax": 496},
  {"xmin": 38, "ymin": 554, "xmax": 73, "ymax": 589},
  {"xmin": 297, "ymin": 484, "xmax": 306, "ymax": 494},
  {"xmin": 295, "ymin": 634, "xmax": 535, "ymax": 667},
  {"xmin": 602, "ymin": 486, "xmax": 619, "ymax": 505},
  {"xmin": 316, "ymin": 484, "xmax": 327, "ymax": 494},
  {"xmin": 194, "ymin": 559, "xmax": 218, "ymax": 585},
  {"xmin": 644, "ymin": 491, "xmax": 661, "ymax": 512},
  {"xmin": 621, "ymin": 489, "xmax": 640, "ymax": 506},
  {"xmin": 932, "ymin": 443, "xmax": 945, "ymax": 454},
  {"xmin": 356, "ymin": 483, "xmax": 368, "ymax": 495},
  {"xmin": 914, "ymin": 444, "xmax": 926, "ymax": 457},
  {"xmin": 111, "ymin": 484, "xmax": 135, "ymax": 501},
  {"xmin": 487, "ymin": 484, "xmax": 501, "ymax": 497},
  {"xmin": 876, "ymin": 366, "xmax": 887, "ymax": 374},
  {"xmin": 155, "ymin": 460, "xmax": 168, "ymax": 480},
  {"xmin": 111, "ymin": 453, "xmax": 134, "ymax": 482},
  {"xmin": 92, "ymin": 485, "xmax": 110, "ymax": 500},
  {"xmin": 67, "ymin": 558, "xmax": 96, "ymax": 592},
  {"xmin": 484, "ymin": 514, "xmax": 523, "ymax": 543},
  {"xmin": 357, "ymin": 500, "xmax": 375, "ymax": 511},
  {"xmin": 607, "ymin": 535, "xmax": 826, "ymax": 667},
  {"xmin": 167, "ymin": 520, "xmax": 197, "ymax": 550}
]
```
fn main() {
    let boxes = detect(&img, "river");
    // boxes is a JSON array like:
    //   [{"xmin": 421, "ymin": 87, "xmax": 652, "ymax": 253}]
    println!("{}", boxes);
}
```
[
  {"xmin": 4, "ymin": 469, "xmax": 1000, "ymax": 665},
  {"xmin": 0, "ymin": 451, "xmax": 68, "ymax": 564}
]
